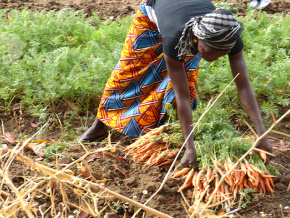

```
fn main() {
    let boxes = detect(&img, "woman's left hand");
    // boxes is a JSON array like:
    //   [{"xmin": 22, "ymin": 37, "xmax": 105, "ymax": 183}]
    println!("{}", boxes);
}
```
[{"xmin": 255, "ymin": 135, "xmax": 272, "ymax": 164}]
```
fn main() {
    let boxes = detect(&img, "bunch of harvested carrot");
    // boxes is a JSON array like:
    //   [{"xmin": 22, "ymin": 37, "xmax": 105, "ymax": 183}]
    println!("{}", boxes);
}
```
[
  {"xmin": 172, "ymin": 161, "xmax": 276, "ymax": 209},
  {"xmin": 125, "ymin": 125, "xmax": 181, "ymax": 167}
]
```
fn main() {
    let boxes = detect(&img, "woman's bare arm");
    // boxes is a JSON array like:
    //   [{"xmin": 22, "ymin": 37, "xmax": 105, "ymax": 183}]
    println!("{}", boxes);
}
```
[
  {"xmin": 229, "ymin": 50, "xmax": 272, "ymax": 162},
  {"xmin": 164, "ymin": 54, "xmax": 198, "ymax": 169}
]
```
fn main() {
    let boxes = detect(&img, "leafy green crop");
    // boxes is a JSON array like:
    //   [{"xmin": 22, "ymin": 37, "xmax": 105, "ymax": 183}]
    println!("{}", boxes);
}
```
[
  {"xmin": 0, "ymin": 9, "xmax": 132, "ymax": 118},
  {"xmin": 0, "ymin": 8, "xmax": 288, "ymax": 125}
]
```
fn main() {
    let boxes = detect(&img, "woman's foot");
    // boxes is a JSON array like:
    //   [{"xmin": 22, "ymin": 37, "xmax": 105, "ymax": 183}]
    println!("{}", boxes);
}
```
[{"xmin": 78, "ymin": 119, "xmax": 108, "ymax": 143}]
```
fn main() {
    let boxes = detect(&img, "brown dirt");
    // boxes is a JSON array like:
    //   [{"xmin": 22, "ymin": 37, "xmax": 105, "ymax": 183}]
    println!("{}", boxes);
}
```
[
  {"xmin": 0, "ymin": 0, "xmax": 289, "ymax": 20},
  {"xmin": 0, "ymin": 0, "xmax": 289, "ymax": 217}
]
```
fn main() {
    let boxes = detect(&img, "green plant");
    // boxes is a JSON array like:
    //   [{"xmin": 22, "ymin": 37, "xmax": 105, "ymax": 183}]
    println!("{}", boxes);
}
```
[
  {"xmin": 241, "ymin": 188, "xmax": 255, "ymax": 208},
  {"xmin": 42, "ymin": 143, "xmax": 67, "ymax": 162}
]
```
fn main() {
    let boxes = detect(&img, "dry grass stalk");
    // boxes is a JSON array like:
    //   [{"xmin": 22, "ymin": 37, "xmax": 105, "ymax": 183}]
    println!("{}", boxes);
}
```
[
  {"xmin": 1, "ymin": 148, "xmax": 173, "ymax": 218},
  {"xmin": 0, "ymin": 168, "xmax": 35, "ymax": 218}
]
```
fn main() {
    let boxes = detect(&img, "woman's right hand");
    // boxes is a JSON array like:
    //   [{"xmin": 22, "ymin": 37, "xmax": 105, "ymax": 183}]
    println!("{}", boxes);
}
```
[{"xmin": 180, "ymin": 147, "xmax": 198, "ymax": 171}]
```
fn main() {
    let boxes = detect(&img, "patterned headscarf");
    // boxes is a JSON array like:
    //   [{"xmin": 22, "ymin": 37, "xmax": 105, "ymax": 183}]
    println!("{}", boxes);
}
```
[{"xmin": 176, "ymin": 8, "xmax": 244, "ymax": 60}]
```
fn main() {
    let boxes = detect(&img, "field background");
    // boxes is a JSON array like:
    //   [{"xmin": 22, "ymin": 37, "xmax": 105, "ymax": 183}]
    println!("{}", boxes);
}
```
[{"xmin": 0, "ymin": 0, "xmax": 289, "ymax": 217}]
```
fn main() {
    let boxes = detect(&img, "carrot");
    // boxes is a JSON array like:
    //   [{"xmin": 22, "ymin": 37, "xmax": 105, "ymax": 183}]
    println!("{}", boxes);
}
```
[
  {"xmin": 220, "ymin": 181, "xmax": 225, "ymax": 195},
  {"xmin": 245, "ymin": 163, "xmax": 256, "ymax": 173},
  {"xmin": 184, "ymin": 169, "xmax": 194, "ymax": 185},
  {"xmin": 158, "ymin": 159, "xmax": 173, "ymax": 166},
  {"xmin": 146, "ymin": 151, "xmax": 157, "ymax": 165},
  {"xmin": 250, "ymin": 164, "xmax": 263, "ymax": 174},
  {"xmin": 246, "ymin": 169, "xmax": 257, "ymax": 182},
  {"xmin": 196, "ymin": 169, "xmax": 206, "ymax": 189},
  {"xmin": 233, "ymin": 184, "xmax": 239, "ymax": 199},
  {"xmin": 238, "ymin": 178, "xmax": 244, "ymax": 191},
  {"xmin": 264, "ymin": 177, "xmax": 274, "ymax": 194},
  {"xmin": 174, "ymin": 163, "xmax": 180, "ymax": 172},
  {"xmin": 265, "ymin": 171, "xmax": 275, "ymax": 189},
  {"xmin": 249, "ymin": 171, "xmax": 260, "ymax": 189},
  {"xmin": 244, "ymin": 177, "xmax": 250, "ymax": 189},
  {"xmin": 168, "ymin": 149, "xmax": 178, "ymax": 159},
  {"xmin": 155, "ymin": 150, "xmax": 169, "ymax": 165},
  {"xmin": 259, "ymin": 151, "xmax": 268, "ymax": 163},
  {"xmin": 209, "ymin": 169, "xmax": 216, "ymax": 184},
  {"xmin": 206, "ymin": 168, "xmax": 212, "ymax": 183},
  {"xmin": 139, "ymin": 153, "xmax": 152, "ymax": 162},
  {"xmin": 173, "ymin": 167, "xmax": 190, "ymax": 178},
  {"xmin": 147, "ymin": 125, "xmax": 166, "ymax": 137},
  {"xmin": 224, "ymin": 163, "xmax": 234, "ymax": 186},
  {"xmin": 192, "ymin": 172, "xmax": 197, "ymax": 188},
  {"xmin": 240, "ymin": 163, "xmax": 247, "ymax": 174},
  {"xmin": 224, "ymin": 184, "xmax": 232, "ymax": 208},
  {"xmin": 258, "ymin": 175, "xmax": 266, "ymax": 194},
  {"xmin": 177, "ymin": 181, "xmax": 192, "ymax": 193},
  {"xmin": 238, "ymin": 172, "xmax": 246, "ymax": 191},
  {"xmin": 138, "ymin": 141, "xmax": 158, "ymax": 154}
]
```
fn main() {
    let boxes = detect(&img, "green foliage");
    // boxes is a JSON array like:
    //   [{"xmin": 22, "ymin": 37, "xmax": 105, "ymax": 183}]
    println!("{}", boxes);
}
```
[
  {"xmin": 214, "ymin": 2, "xmax": 240, "ymax": 14},
  {"xmin": 241, "ymin": 188, "xmax": 255, "ymax": 208},
  {"xmin": 42, "ymin": 143, "xmax": 67, "ymax": 161},
  {"xmin": 0, "ymin": 9, "xmax": 132, "ymax": 118},
  {"xmin": 0, "ymin": 8, "xmax": 288, "ymax": 126}
]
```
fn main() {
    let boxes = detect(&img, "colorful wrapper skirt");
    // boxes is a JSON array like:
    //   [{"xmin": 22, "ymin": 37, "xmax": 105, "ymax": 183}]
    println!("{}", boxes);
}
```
[{"xmin": 97, "ymin": 2, "xmax": 202, "ymax": 137}]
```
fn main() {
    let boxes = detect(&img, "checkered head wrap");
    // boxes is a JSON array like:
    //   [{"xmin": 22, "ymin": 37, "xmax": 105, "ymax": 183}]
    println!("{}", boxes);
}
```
[{"xmin": 176, "ymin": 8, "xmax": 244, "ymax": 60}]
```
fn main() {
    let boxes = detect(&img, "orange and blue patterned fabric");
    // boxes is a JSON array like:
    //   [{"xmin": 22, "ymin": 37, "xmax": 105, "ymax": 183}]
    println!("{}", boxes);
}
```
[{"xmin": 97, "ymin": 2, "xmax": 202, "ymax": 137}]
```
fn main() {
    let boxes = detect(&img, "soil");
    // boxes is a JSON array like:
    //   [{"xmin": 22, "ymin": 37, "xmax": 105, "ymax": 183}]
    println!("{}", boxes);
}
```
[{"xmin": 0, "ymin": 0, "xmax": 289, "ymax": 218}]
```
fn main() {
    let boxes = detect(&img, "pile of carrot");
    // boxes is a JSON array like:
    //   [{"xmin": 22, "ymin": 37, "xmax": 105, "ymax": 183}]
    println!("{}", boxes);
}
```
[
  {"xmin": 125, "ymin": 125, "xmax": 180, "ymax": 167},
  {"xmin": 173, "ymin": 161, "xmax": 275, "ymax": 208},
  {"xmin": 126, "ymin": 124, "xmax": 276, "ymax": 209}
]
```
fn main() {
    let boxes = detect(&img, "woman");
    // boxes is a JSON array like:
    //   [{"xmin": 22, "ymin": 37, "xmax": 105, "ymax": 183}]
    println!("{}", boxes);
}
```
[{"xmin": 79, "ymin": 0, "xmax": 272, "ymax": 169}]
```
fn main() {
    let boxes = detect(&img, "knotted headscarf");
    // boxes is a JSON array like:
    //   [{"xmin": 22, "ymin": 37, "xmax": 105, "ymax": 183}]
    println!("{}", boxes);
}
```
[{"xmin": 176, "ymin": 8, "xmax": 244, "ymax": 60}]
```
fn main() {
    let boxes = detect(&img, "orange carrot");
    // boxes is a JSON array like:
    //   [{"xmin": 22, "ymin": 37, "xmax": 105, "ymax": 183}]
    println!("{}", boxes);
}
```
[
  {"xmin": 196, "ymin": 169, "xmax": 206, "ymax": 189},
  {"xmin": 158, "ymin": 159, "xmax": 173, "ymax": 166},
  {"xmin": 224, "ymin": 163, "xmax": 234, "ymax": 186},
  {"xmin": 244, "ymin": 177, "xmax": 249, "ymax": 188},
  {"xmin": 265, "ymin": 171, "xmax": 275, "ymax": 189},
  {"xmin": 174, "ymin": 163, "xmax": 180, "ymax": 172},
  {"xmin": 146, "ymin": 152, "xmax": 157, "ymax": 165},
  {"xmin": 155, "ymin": 150, "xmax": 169, "ymax": 165},
  {"xmin": 138, "ymin": 141, "xmax": 157, "ymax": 153},
  {"xmin": 168, "ymin": 149, "xmax": 178, "ymax": 159},
  {"xmin": 259, "ymin": 175, "xmax": 266, "ymax": 194},
  {"xmin": 240, "ymin": 163, "xmax": 247, "ymax": 174},
  {"xmin": 138, "ymin": 153, "xmax": 152, "ymax": 162},
  {"xmin": 184, "ymin": 170, "xmax": 194, "ymax": 185},
  {"xmin": 177, "ymin": 181, "xmax": 192, "ymax": 193},
  {"xmin": 173, "ymin": 167, "xmax": 190, "ymax": 178},
  {"xmin": 264, "ymin": 177, "xmax": 274, "ymax": 194},
  {"xmin": 246, "ymin": 163, "xmax": 255, "ymax": 173},
  {"xmin": 259, "ymin": 151, "xmax": 268, "ymax": 163},
  {"xmin": 192, "ymin": 172, "xmax": 197, "ymax": 188},
  {"xmin": 224, "ymin": 184, "xmax": 232, "ymax": 208},
  {"xmin": 233, "ymin": 184, "xmax": 239, "ymax": 199},
  {"xmin": 206, "ymin": 168, "xmax": 212, "ymax": 183},
  {"xmin": 250, "ymin": 164, "xmax": 263, "ymax": 174},
  {"xmin": 249, "ymin": 171, "xmax": 259, "ymax": 189}
]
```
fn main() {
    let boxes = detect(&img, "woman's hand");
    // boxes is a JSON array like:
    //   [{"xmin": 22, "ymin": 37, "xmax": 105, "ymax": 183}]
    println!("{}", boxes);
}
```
[
  {"xmin": 180, "ymin": 147, "xmax": 198, "ymax": 170},
  {"xmin": 255, "ymin": 135, "xmax": 272, "ymax": 164}
]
